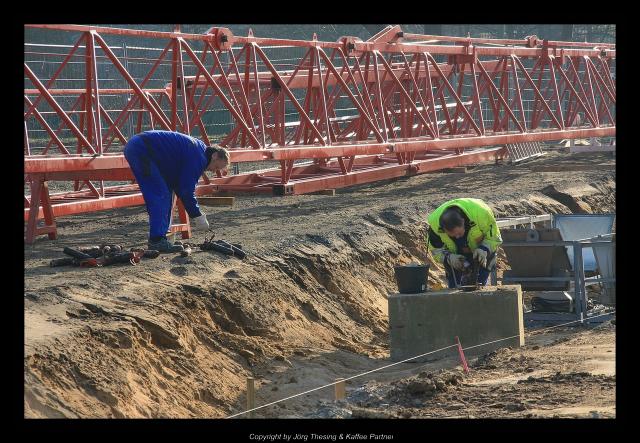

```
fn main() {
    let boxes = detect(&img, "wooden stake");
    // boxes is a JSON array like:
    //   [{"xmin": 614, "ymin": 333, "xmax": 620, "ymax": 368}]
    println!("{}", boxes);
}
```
[
  {"xmin": 246, "ymin": 377, "xmax": 255, "ymax": 418},
  {"xmin": 334, "ymin": 378, "xmax": 345, "ymax": 401},
  {"xmin": 455, "ymin": 336, "xmax": 470, "ymax": 374}
]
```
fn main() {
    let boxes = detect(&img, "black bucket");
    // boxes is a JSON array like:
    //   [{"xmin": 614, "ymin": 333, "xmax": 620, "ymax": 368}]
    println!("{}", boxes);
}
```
[{"xmin": 394, "ymin": 263, "xmax": 429, "ymax": 294}]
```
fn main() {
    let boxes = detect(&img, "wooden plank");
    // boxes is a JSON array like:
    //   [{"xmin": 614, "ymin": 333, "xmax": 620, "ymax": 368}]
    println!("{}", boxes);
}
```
[
  {"xmin": 197, "ymin": 196, "xmax": 235, "ymax": 207},
  {"xmin": 311, "ymin": 189, "xmax": 336, "ymax": 196},
  {"xmin": 441, "ymin": 167, "xmax": 468, "ymax": 173},
  {"xmin": 531, "ymin": 164, "xmax": 615, "ymax": 172}
]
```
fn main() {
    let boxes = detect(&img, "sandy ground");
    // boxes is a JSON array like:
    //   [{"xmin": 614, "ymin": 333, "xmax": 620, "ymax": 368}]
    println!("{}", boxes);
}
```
[
  {"xmin": 24, "ymin": 150, "xmax": 615, "ymax": 418},
  {"xmin": 286, "ymin": 322, "xmax": 615, "ymax": 419}
]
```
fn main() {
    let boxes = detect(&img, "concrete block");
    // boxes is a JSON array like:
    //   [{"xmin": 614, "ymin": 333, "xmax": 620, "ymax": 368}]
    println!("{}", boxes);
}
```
[{"xmin": 388, "ymin": 285, "xmax": 524, "ymax": 362}]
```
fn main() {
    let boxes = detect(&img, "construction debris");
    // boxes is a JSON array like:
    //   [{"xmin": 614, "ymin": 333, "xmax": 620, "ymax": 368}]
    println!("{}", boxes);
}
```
[
  {"xmin": 180, "ymin": 244, "xmax": 192, "ymax": 257},
  {"xmin": 50, "ymin": 245, "xmax": 159, "ymax": 268},
  {"xmin": 199, "ymin": 234, "xmax": 246, "ymax": 259},
  {"xmin": 25, "ymin": 146, "xmax": 615, "ymax": 419},
  {"xmin": 49, "ymin": 236, "xmax": 249, "ymax": 267}
]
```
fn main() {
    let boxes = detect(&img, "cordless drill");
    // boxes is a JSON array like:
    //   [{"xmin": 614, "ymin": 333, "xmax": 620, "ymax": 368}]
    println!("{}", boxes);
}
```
[{"xmin": 459, "ymin": 258, "xmax": 480, "ymax": 287}]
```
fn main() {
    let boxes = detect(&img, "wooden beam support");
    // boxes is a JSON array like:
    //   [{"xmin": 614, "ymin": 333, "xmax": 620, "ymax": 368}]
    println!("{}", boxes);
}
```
[
  {"xmin": 197, "ymin": 196, "xmax": 235, "ymax": 207},
  {"xmin": 311, "ymin": 189, "xmax": 336, "ymax": 196}
]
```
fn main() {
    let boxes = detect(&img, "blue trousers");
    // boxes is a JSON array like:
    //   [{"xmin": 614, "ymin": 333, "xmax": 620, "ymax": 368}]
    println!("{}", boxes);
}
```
[
  {"xmin": 124, "ymin": 138, "xmax": 173, "ymax": 241},
  {"xmin": 443, "ymin": 253, "xmax": 495, "ymax": 288}
]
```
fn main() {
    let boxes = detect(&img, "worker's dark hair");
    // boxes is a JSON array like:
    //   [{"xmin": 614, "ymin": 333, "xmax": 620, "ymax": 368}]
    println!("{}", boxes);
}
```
[
  {"xmin": 205, "ymin": 144, "xmax": 230, "ymax": 166},
  {"xmin": 440, "ymin": 206, "xmax": 465, "ymax": 231}
]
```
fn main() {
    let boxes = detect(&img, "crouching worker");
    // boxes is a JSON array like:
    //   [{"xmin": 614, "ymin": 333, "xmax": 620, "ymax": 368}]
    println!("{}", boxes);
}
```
[
  {"xmin": 124, "ymin": 130, "xmax": 230, "ymax": 252},
  {"xmin": 426, "ymin": 198, "xmax": 502, "ymax": 288}
]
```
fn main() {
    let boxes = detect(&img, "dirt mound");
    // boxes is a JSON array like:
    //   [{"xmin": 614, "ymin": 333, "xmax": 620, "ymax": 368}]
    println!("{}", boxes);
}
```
[
  {"xmin": 302, "ymin": 325, "xmax": 615, "ymax": 419},
  {"xmin": 349, "ymin": 369, "xmax": 464, "ymax": 407},
  {"xmin": 24, "ymin": 151, "xmax": 616, "ymax": 418},
  {"xmin": 472, "ymin": 347, "xmax": 539, "ymax": 372},
  {"xmin": 25, "ymin": 222, "xmax": 421, "ymax": 417}
]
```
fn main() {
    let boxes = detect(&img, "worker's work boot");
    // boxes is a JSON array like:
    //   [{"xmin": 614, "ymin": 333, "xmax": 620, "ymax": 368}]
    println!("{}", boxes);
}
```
[{"xmin": 148, "ymin": 238, "xmax": 184, "ymax": 253}]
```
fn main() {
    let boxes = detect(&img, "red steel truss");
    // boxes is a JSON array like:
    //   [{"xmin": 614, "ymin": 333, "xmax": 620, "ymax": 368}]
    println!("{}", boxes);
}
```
[{"xmin": 24, "ymin": 24, "xmax": 615, "ymax": 242}]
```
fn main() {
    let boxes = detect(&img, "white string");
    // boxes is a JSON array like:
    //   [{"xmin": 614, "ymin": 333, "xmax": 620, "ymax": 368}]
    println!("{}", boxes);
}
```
[
  {"xmin": 226, "ymin": 309, "xmax": 615, "ymax": 418},
  {"xmin": 225, "ymin": 343, "xmax": 458, "ymax": 418}
]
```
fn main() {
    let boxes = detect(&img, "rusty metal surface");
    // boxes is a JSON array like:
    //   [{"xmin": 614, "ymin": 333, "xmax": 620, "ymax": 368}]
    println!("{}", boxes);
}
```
[
  {"xmin": 24, "ymin": 24, "xmax": 615, "ymax": 242},
  {"xmin": 501, "ymin": 228, "xmax": 572, "ymax": 291},
  {"xmin": 552, "ymin": 214, "xmax": 616, "ymax": 272}
]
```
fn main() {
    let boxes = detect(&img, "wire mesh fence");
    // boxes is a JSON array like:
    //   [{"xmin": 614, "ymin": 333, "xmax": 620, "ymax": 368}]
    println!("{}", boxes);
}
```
[{"xmin": 25, "ymin": 30, "xmax": 616, "ymax": 155}]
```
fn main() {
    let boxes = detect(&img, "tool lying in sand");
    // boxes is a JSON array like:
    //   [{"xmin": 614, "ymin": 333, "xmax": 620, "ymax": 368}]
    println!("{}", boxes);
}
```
[
  {"xmin": 199, "ymin": 234, "xmax": 246, "ymax": 259},
  {"xmin": 51, "ymin": 246, "xmax": 159, "ymax": 267},
  {"xmin": 78, "ymin": 246, "xmax": 103, "ymax": 258},
  {"xmin": 101, "ymin": 250, "xmax": 144, "ymax": 266},
  {"xmin": 180, "ymin": 244, "xmax": 192, "ymax": 257},
  {"xmin": 100, "ymin": 243, "xmax": 123, "ymax": 255},
  {"xmin": 452, "ymin": 257, "xmax": 480, "ymax": 291},
  {"xmin": 62, "ymin": 247, "xmax": 99, "ymax": 267},
  {"xmin": 130, "ymin": 248, "xmax": 161, "ymax": 259},
  {"xmin": 49, "ymin": 257, "xmax": 79, "ymax": 267}
]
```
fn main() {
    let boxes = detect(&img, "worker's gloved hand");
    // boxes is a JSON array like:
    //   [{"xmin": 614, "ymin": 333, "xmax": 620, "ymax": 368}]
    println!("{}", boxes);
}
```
[
  {"xmin": 191, "ymin": 214, "xmax": 210, "ymax": 231},
  {"xmin": 473, "ymin": 248, "xmax": 488, "ymax": 268},
  {"xmin": 446, "ymin": 253, "xmax": 466, "ymax": 271}
]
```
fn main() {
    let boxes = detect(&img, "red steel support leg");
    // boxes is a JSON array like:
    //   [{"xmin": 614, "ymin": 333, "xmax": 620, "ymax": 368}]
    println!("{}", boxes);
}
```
[
  {"xmin": 25, "ymin": 175, "xmax": 57, "ymax": 243},
  {"xmin": 176, "ymin": 198, "xmax": 191, "ymax": 240},
  {"xmin": 167, "ymin": 196, "xmax": 191, "ymax": 240},
  {"xmin": 25, "ymin": 177, "xmax": 42, "ymax": 244},
  {"xmin": 40, "ymin": 181, "xmax": 58, "ymax": 240},
  {"xmin": 23, "ymin": 25, "xmax": 615, "ymax": 243}
]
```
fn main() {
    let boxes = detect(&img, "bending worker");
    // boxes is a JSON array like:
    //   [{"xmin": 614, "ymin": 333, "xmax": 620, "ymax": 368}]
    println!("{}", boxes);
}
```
[
  {"xmin": 124, "ymin": 130, "xmax": 230, "ymax": 253},
  {"xmin": 426, "ymin": 198, "xmax": 502, "ymax": 288}
]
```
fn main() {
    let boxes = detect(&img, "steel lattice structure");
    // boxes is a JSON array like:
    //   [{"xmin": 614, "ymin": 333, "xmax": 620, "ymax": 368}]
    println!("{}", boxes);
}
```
[{"xmin": 24, "ymin": 24, "xmax": 615, "ymax": 243}]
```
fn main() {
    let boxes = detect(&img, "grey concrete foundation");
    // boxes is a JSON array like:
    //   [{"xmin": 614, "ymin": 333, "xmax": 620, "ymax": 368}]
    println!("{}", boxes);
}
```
[{"xmin": 388, "ymin": 285, "xmax": 525, "ymax": 362}]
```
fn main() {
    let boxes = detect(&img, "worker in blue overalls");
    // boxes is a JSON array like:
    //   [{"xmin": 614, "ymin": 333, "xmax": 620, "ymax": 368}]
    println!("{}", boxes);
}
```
[{"xmin": 124, "ymin": 130, "xmax": 230, "ymax": 252}]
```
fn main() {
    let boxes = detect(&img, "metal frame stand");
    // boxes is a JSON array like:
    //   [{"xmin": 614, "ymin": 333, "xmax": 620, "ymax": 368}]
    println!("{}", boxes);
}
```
[{"xmin": 499, "ymin": 235, "xmax": 615, "ymax": 323}]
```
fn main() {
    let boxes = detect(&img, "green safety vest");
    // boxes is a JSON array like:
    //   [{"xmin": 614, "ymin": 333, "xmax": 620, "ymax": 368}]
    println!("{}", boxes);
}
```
[{"xmin": 426, "ymin": 198, "xmax": 502, "ymax": 262}]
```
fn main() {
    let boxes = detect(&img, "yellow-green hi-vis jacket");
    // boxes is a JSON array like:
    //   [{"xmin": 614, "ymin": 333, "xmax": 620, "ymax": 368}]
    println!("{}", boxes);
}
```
[{"xmin": 426, "ymin": 198, "xmax": 502, "ymax": 263}]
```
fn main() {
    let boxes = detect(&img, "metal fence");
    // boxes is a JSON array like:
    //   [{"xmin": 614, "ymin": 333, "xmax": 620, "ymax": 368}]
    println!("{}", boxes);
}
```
[{"xmin": 25, "ymin": 34, "xmax": 616, "ymax": 154}]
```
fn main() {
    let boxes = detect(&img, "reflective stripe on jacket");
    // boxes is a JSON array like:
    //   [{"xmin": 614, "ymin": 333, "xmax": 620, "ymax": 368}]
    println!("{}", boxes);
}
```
[{"xmin": 426, "ymin": 198, "xmax": 502, "ymax": 263}]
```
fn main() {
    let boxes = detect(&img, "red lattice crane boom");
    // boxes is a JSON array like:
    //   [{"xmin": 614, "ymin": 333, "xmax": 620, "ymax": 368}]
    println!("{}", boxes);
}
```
[{"xmin": 24, "ymin": 24, "xmax": 615, "ymax": 243}]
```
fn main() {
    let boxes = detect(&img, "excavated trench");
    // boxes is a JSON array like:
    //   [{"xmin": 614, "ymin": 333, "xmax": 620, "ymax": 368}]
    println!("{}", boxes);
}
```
[{"xmin": 24, "ymin": 175, "xmax": 615, "ymax": 418}]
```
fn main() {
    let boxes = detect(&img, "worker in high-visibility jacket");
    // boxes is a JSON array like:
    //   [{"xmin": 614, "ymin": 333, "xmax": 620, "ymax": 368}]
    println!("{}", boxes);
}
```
[
  {"xmin": 426, "ymin": 198, "xmax": 502, "ymax": 288},
  {"xmin": 124, "ymin": 130, "xmax": 230, "ymax": 253}
]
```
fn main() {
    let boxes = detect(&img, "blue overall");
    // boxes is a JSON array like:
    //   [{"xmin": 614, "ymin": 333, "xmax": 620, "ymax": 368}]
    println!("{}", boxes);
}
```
[
  {"xmin": 443, "ymin": 235, "xmax": 494, "ymax": 288},
  {"xmin": 124, "ymin": 131, "xmax": 208, "ymax": 241}
]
